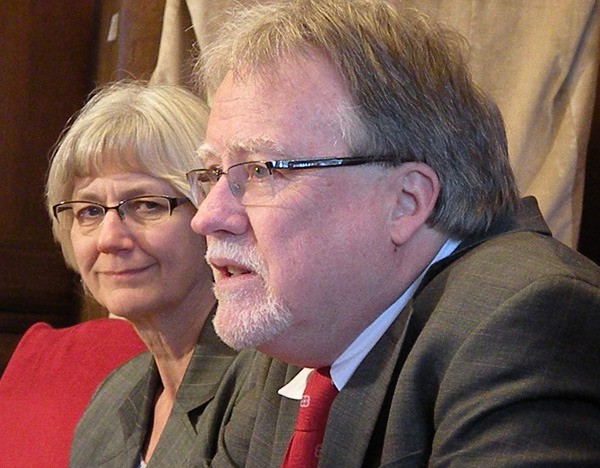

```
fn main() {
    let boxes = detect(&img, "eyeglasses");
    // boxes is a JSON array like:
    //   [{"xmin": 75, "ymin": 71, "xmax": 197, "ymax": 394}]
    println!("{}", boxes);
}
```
[
  {"xmin": 52, "ymin": 195, "xmax": 190, "ymax": 233},
  {"xmin": 186, "ymin": 156, "xmax": 390, "ymax": 206}
]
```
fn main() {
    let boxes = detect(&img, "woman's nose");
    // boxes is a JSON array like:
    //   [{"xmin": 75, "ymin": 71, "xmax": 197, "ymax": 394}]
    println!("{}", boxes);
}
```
[{"xmin": 95, "ymin": 211, "xmax": 136, "ymax": 253}]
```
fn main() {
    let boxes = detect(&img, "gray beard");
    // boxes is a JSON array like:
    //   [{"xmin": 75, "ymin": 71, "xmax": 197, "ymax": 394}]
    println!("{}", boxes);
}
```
[{"xmin": 212, "ymin": 284, "xmax": 292, "ymax": 350}]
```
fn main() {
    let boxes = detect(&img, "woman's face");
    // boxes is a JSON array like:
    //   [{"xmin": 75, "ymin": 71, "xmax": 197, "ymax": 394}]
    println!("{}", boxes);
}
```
[{"xmin": 69, "ymin": 171, "xmax": 210, "ymax": 321}]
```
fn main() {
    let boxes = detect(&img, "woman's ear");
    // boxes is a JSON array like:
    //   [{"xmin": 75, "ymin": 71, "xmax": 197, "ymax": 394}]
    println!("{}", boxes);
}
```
[{"xmin": 388, "ymin": 162, "xmax": 440, "ymax": 246}]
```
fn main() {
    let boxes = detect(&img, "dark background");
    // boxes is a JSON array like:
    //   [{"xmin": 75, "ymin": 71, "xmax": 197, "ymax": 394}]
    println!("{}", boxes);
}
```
[{"xmin": 0, "ymin": 0, "xmax": 166, "ymax": 371}]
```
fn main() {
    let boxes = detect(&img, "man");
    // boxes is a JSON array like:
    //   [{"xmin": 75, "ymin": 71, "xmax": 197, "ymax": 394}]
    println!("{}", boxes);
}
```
[{"xmin": 187, "ymin": 0, "xmax": 600, "ymax": 465}]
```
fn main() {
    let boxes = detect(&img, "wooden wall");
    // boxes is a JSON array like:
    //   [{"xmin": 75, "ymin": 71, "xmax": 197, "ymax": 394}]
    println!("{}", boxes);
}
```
[
  {"xmin": 0, "ymin": 0, "xmax": 96, "ymax": 371},
  {"xmin": 0, "ymin": 0, "xmax": 165, "ymax": 373}
]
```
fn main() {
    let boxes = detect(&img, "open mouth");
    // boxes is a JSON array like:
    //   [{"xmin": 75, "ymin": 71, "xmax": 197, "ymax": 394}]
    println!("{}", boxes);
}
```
[
  {"xmin": 209, "ymin": 258, "xmax": 255, "ymax": 279},
  {"xmin": 224, "ymin": 265, "xmax": 252, "ymax": 277}
]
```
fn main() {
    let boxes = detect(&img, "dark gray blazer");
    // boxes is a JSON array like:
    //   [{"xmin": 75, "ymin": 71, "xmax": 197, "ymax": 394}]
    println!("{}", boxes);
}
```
[
  {"xmin": 209, "ymin": 197, "xmax": 600, "ymax": 467},
  {"xmin": 69, "ymin": 318, "xmax": 243, "ymax": 468}
]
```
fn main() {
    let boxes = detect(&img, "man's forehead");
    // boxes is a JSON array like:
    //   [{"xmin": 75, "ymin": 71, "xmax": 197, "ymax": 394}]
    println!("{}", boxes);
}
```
[{"xmin": 209, "ymin": 51, "xmax": 349, "ymax": 118}]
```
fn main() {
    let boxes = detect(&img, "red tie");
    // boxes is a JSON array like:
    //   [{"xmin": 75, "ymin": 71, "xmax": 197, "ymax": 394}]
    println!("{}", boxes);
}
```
[{"xmin": 281, "ymin": 367, "xmax": 339, "ymax": 468}]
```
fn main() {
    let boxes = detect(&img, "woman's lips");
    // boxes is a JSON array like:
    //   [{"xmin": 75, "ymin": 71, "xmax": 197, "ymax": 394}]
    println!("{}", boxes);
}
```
[{"xmin": 100, "ymin": 265, "xmax": 153, "ymax": 277}]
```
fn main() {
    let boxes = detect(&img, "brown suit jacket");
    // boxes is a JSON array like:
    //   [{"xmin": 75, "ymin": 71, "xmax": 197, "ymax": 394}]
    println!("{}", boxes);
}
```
[{"xmin": 208, "ymin": 197, "xmax": 600, "ymax": 467}]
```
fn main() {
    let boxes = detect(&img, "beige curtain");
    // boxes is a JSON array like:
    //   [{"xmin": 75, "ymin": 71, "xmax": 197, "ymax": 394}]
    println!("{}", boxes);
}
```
[{"xmin": 151, "ymin": 0, "xmax": 600, "ymax": 249}]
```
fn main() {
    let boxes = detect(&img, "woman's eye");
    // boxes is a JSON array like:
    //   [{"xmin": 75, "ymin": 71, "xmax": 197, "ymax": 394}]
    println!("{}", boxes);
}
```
[
  {"xmin": 76, "ymin": 205, "xmax": 103, "ymax": 220},
  {"xmin": 129, "ymin": 200, "xmax": 165, "ymax": 214}
]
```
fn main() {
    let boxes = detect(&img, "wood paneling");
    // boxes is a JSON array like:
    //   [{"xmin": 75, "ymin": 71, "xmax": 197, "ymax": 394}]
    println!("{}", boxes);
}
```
[
  {"xmin": 96, "ymin": 0, "xmax": 166, "ymax": 84},
  {"xmin": 0, "ymin": 0, "xmax": 97, "ymax": 372}
]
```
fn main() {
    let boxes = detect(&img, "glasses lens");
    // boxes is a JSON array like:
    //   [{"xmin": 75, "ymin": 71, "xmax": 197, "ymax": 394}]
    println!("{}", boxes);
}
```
[
  {"xmin": 229, "ymin": 162, "xmax": 273, "ymax": 204},
  {"xmin": 227, "ymin": 164, "xmax": 249, "ymax": 199},
  {"xmin": 54, "ymin": 202, "xmax": 105, "ymax": 233},
  {"xmin": 70, "ymin": 202, "xmax": 105, "ymax": 228},
  {"xmin": 54, "ymin": 204, "xmax": 75, "ymax": 227},
  {"xmin": 187, "ymin": 172, "xmax": 201, "ymax": 205},
  {"xmin": 122, "ymin": 196, "xmax": 171, "ymax": 224},
  {"xmin": 187, "ymin": 169, "xmax": 222, "ymax": 205},
  {"xmin": 187, "ymin": 164, "xmax": 274, "ymax": 205}
]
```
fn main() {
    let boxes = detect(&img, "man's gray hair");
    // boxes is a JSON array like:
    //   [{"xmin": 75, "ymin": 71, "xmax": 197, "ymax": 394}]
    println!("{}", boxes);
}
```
[{"xmin": 198, "ymin": 0, "xmax": 519, "ymax": 236}]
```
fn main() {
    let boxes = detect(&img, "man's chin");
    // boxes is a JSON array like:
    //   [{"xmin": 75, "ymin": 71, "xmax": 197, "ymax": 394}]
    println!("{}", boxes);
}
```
[
  {"xmin": 212, "ymin": 301, "xmax": 292, "ymax": 351},
  {"xmin": 213, "ymin": 317, "xmax": 287, "ymax": 351}
]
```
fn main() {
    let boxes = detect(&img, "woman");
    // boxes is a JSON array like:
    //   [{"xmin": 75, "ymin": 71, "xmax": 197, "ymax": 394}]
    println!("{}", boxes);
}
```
[{"xmin": 46, "ymin": 81, "xmax": 237, "ymax": 466}]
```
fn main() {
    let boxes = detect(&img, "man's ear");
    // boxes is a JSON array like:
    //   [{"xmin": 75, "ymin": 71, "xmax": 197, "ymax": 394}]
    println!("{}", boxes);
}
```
[{"xmin": 388, "ymin": 162, "xmax": 440, "ymax": 246}]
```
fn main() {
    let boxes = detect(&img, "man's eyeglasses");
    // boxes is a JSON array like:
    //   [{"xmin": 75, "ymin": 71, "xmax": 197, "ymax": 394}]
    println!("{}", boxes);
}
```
[
  {"xmin": 52, "ymin": 195, "xmax": 190, "ymax": 234},
  {"xmin": 186, "ymin": 156, "xmax": 390, "ymax": 206}
]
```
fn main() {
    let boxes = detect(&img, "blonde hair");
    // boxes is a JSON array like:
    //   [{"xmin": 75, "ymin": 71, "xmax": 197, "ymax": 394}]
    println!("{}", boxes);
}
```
[{"xmin": 46, "ymin": 81, "xmax": 209, "ymax": 269}]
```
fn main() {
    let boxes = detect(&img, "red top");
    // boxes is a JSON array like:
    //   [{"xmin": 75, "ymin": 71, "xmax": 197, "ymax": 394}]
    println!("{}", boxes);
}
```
[{"xmin": 0, "ymin": 319, "xmax": 146, "ymax": 468}]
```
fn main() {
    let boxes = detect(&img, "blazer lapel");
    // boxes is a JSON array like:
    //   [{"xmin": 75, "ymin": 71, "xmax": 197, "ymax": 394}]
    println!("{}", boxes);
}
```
[
  {"xmin": 147, "ymin": 318, "xmax": 238, "ymax": 466},
  {"xmin": 244, "ymin": 360, "xmax": 302, "ymax": 468},
  {"xmin": 320, "ymin": 305, "xmax": 414, "ymax": 467},
  {"xmin": 175, "ymin": 318, "xmax": 238, "ymax": 415},
  {"xmin": 320, "ymin": 196, "xmax": 551, "ymax": 466},
  {"xmin": 88, "ymin": 355, "xmax": 158, "ymax": 466}
]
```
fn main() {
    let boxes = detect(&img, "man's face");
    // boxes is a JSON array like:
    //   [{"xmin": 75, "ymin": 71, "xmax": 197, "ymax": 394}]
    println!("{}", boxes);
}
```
[{"xmin": 191, "ymin": 51, "xmax": 399, "ymax": 366}]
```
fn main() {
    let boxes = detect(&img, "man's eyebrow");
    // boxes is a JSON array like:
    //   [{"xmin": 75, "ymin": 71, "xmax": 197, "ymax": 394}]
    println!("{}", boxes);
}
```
[
  {"xmin": 227, "ymin": 138, "xmax": 286, "ymax": 159},
  {"xmin": 197, "ymin": 143, "xmax": 218, "ymax": 158},
  {"xmin": 197, "ymin": 139, "xmax": 287, "ymax": 167},
  {"xmin": 196, "ymin": 143, "xmax": 221, "ymax": 167}
]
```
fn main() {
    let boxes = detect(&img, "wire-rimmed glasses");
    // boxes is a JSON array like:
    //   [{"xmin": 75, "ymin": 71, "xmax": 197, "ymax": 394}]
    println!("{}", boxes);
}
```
[
  {"xmin": 186, "ymin": 156, "xmax": 390, "ymax": 206},
  {"xmin": 52, "ymin": 195, "xmax": 190, "ymax": 234}
]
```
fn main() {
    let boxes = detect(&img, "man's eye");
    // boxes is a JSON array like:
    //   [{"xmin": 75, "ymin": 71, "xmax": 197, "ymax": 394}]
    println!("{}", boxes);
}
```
[{"xmin": 247, "ymin": 163, "xmax": 270, "ymax": 179}]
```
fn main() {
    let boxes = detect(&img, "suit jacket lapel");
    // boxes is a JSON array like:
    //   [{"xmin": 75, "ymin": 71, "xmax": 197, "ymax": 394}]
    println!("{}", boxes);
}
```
[
  {"xmin": 90, "ymin": 354, "xmax": 157, "ymax": 467},
  {"xmin": 147, "ymin": 318, "xmax": 238, "ymax": 465},
  {"xmin": 175, "ymin": 318, "xmax": 238, "ymax": 414},
  {"xmin": 244, "ymin": 360, "xmax": 302, "ymax": 467},
  {"xmin": 320, "ymin": 305, "xmax": 414, "ymax": 467}
]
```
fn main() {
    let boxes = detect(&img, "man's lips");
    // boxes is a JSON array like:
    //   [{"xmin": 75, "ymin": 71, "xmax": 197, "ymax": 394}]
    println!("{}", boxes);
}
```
[{"xmin": 209, "ymin": 258, "xmax": 255, "ymax": 279}]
